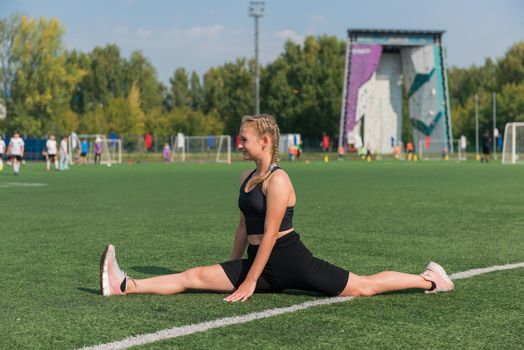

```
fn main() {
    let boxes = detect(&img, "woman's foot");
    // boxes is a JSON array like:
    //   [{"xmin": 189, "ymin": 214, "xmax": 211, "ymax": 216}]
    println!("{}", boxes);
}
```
[
  {"xmin": 420, "ymin": 261, "xmax": 454, "ymax": 293},
  {"xmin": 100, "ymin": 244, "xmax": 127, "ymax": 296}
]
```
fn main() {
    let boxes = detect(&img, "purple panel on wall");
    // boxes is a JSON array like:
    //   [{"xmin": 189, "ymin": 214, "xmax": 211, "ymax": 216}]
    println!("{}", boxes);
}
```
[{"xmin": 345, "ymin": 44, "xmax": 382, "ymax": 133}]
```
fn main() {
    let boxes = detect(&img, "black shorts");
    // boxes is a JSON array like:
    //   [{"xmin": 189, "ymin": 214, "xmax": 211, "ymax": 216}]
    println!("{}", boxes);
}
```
[
  {"xmin": 81, "ymin": 152, "xmax": 87, "ymax": 157},
  {"xmin": 483, "ymin": 146, "xmax": 490, "ymax": 155},
  {"xmin": 220, "ymin": 232, "xmax": 350, "ymax": 296},
  {"xmin": 11, "ymin": 155, "xmax": 22, "ymax": 161},
  {"xmin": 48, "ymin": 154, "xmax": 57, "ymax": 161}
]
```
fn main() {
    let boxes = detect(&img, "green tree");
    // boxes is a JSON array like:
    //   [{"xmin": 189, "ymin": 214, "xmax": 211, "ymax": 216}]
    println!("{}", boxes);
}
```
[
  {"xmin": 167, "ymin": 107, "xmax": 223, "ymax": 136},
  {"xmin": 7, "ymin": 16, "xmax": 86, "ymax": 134},
  {"xmin": 0, "ymin": 14, "xmax": 21, "ymax": 113},
  {"xmin": 497, "ymin": 83, "xmax": 524, "ymax": 125},
  {"xmin": 127, "ymin": 51, "xmax": 163, "ymax": 113},
  {"xmin": 448, "ymin": 41, "xmax": 524, "ymax": 141},
  {"xmin": 144, "ymin": 106, "xmax": 169, "ymax": 136},
  {"xmin": 188, "ymin": 71, "xmax": 202, "ymax": 109},
  {"xmin": 79, "ymin": 104, "xmax": 107, "ymax": 134},
  {"xmin": 498, "ymin": 42, "xmax": 524, "ymax": 87},
  {"xmin": 170, "ymin": 68, "xmax": 189, "ymax": 108},
  {"xmin": 126, "ymin": 82, "xmax": 145, "ymax": 134},
  {"xmin": 77, "ymin": 44, "xmax": 128, "ymax": 112},
  {"xmin": 202, "ymin": 58, "xmax": 254, "ymax": 135},
  {"xmin": 261, "ymin": 36, "xmax": 345, "ymax": 140}
]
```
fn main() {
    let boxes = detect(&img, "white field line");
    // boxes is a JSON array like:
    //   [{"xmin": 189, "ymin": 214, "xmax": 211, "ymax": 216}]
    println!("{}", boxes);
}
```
[
  {"xmin": 449, "ymin": 262, "xmax": 524, "ymax": 280},
  {"xmin": 0, "ymin": 182, "xmax": 47, "ymax": 188},
  {"xmin": 81, "ymin": 262, "xmax": 524, "ymax": 350}
]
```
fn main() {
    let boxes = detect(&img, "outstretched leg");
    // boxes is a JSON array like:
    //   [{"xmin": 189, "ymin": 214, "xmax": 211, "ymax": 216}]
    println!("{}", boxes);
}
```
[
  {"xmin": 339, "ymin": 262, "xmax": 454, "ymax": 297},
  {"xmin": 100, "ymin": 244, "xmax": 234, "ymax": 296},
  {"xmin": 126, "ymin": 265, "xmax": 235, "ymax": 295}
]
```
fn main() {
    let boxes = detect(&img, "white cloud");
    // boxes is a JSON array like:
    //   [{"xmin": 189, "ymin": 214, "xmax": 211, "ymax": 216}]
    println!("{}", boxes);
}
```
[
  {"xmin": 274, "ymin": 29, "xmax": 304, "ymax": 43},
  {"xmin": 114, "ymin": 25, "xmax": 129, "ymax": 35},
  {"xmin": 163, "ymin": 25, "xmax": 224, "ymax": 41},
  {"xmin": 309, "ymin": 15, "xmax": 328, "ymax": 26},
  {"xmin": 307, "ymin": 14, "xmax": 329, "ymax": 35},
  {"xmin": 185, "ymin": 25, "xmax": 224, "ymax": 39},
  {"xmin": 77, "ymin": 23, "xmax": 288, "ymax": 84},
  {"xmin": 136, "ymin": 27, "xmax": 152, "ymax": 39}
]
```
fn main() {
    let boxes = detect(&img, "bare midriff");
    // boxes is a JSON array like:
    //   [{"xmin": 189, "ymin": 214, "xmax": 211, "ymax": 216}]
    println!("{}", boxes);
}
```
[{"xmin": 247, "ymin": 227, "xmax": 295, "ymax": 246}]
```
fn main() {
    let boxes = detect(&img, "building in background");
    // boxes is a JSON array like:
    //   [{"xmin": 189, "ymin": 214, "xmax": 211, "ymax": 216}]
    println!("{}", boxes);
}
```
[{"xmin": 338, "ymin": 29, "xmax": 453, "ymax": 155}]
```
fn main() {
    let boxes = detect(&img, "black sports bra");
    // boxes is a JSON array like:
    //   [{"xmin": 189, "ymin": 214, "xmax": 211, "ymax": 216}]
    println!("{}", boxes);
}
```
[{"xmin": 238, "ymin": 166, "xmax": 294, "ymax": 235}]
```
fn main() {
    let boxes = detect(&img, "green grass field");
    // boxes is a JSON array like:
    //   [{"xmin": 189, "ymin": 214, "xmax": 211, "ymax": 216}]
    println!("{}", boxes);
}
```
[{"xmin": 1, "ymin": 160, "xmax": 523, "ymax": 349}]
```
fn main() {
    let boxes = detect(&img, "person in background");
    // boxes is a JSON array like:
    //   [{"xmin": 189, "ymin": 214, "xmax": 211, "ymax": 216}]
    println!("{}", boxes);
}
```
[
  {"xmin": 45, "ymin": 135, "xmax": 59, "ymax": 172},
  {"xmin": 497, "ymin": 135, "xmax": 503, "ymax": 152},
  {"xmin": 441, "ymin": 146, "xmax": 448, "ymax": 161},
  {"xmin": 163, "ymin": 143, "xmax": 171, "ymax": 162},
  {"xmin": 80, "ymin": 138, "xmax": 89, "ymax": 165},
  {"xmin": 406, "ymin": 142, "xmax": 414, "ymax": 161},
  {"xmin": 0, "ymin": 135, "xmax": 5, "ymax": 171},
  {"xmin": 481, "ymin": 130, "xmax": 491, "ymax": 163},
  {"xmin": 393, "ymin": 144, "xmax": 401, "ymax": 160},
  {"xmin": 59, "ymin": 135, "xmax": 69, "ymax": 171},
  {"xmin": 338, "ymin": 145, "xmax": 345, "ymax": 160},
  {"xmin": 322, "ymin": 132, "xmax": 330, "ymax": 153},
  {"xmin": 94, "ymin": 137, "xmax": 103, "ymax": 165},
  {"xmin": 296, "ymin": 140, "xmax": 302, "ymax": 160},
  {"xmin": 7, "ymin": 131, "xmax": 24, "ymax": 176}
]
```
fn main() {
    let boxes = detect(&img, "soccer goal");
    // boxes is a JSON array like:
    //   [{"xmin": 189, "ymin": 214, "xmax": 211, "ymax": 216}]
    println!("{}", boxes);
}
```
[
  {"xmin": 418, "ymin": 139, "xmax": 466, "ymax": 161},
  {"xmin": 502, "ymin": 122, "xmax": 524, "ymax": 164},
  {"xmin": 77, "ymin": 134, "xmax": 122, "ymax": 165},
  {"xmin": 171, "ymin": 134, "xmax": 231, "ymax": 163}
]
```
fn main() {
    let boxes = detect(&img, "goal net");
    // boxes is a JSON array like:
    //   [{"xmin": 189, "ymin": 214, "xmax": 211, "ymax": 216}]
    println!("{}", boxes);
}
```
[
  {"xmin": 502, "ymin": 122, "xmax": 524, "ymax": 164},
  {"xmin": 418, "ymin": 139, "xmax": 467, "ymax": 161},
  {"xmin": 171, "ymin": 134, "xmax": 231, "ymax": 163},
  {"xmin": 76, "ymin": 134, "xmax": 122, "ymax": 165}
]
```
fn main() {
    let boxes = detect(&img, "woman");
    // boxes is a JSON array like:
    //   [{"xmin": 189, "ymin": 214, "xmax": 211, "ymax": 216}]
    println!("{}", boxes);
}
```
[{"xmin": 100, "ymin": 115, "xmax": 454, "ymax": 301}]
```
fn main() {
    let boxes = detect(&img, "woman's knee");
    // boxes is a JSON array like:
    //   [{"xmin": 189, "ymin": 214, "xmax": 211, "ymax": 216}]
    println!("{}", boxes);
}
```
[
  {"xmin": 180, "ymin": 265, "xmax": 233, "ymax": 291},
  {"xmin": 340, "ymin": 274, "xmax": 378, "ymax": 297},
  {"xmin": 181, "ymin": 267, "xmax": 206, "ymax": 288}
]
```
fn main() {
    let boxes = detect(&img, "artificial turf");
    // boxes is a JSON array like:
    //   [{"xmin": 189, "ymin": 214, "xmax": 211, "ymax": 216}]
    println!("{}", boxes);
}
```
[{"xmin": 0, "ymin": 160, "xmax": 523, "ymax": 349}]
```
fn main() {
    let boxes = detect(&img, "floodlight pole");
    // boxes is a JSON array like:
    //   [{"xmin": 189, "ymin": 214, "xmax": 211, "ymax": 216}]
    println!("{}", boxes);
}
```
[
  {"xmin": 249, "ymin": 1, "xmax": 264, "ymax": 115},
  {"xmin": 475, "ymin": 94, "xmax": 479, "ymax": 159},
  {"xmin": 492, "ymin": 92, "xmax": 497, "ymax": 160}
]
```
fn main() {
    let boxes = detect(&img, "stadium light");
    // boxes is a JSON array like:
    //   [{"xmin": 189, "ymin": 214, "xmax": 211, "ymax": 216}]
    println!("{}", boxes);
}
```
[
  {"xmin": 475, "ymin": 94, "xmax": 479, "ymax": 159},
  {"xmin": 493, "ymin": 92, "xmax": 497, "ymax": 160},
  {"xmin": 249, "ymin": 1, "xmax": 264, "ymax": 115}
]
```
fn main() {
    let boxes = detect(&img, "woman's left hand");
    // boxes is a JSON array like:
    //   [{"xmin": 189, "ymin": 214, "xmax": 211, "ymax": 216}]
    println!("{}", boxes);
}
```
[{"xmin": 224, "ymin": 279, "xmax": 256, "ymax": 302}]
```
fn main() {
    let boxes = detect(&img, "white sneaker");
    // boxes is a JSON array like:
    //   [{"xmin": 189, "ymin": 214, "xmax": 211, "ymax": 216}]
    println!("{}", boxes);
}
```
[
  {"xmin": 99, "ymin": 244, "xmax": 126, "ymax": 296},
  {"xmin": 420, "ymin": 261, "xmax": 454, "ymax": 294}
]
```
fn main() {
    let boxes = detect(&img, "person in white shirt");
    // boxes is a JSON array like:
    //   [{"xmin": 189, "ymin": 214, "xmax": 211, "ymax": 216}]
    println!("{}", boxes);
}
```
[
  {"xmin": 7, "ymin": 131, "xmax": 24, "ymax": 175},
  {"xmin": 59, "ymin": 135, "xmax": 69, "ymax": 171},
  {"xmin": 45, "ymin": 135, "xmax": 59, "ymax": 172},
  {"xmin": 0, "ymin": 135, "xmax": 6, "ymax": 171}
]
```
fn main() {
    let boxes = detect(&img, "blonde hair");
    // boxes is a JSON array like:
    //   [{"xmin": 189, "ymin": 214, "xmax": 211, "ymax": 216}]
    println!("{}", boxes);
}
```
[{"xmin": 241, "ymin": 114, "xmax": 280, "ymax": 189}]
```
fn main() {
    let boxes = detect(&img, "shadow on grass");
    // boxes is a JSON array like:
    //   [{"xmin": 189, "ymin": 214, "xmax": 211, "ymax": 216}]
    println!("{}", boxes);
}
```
[
  {"xmin": 381, "ymin": 288, "xmax": 424, "ymax": 295},
  {"xmin": 78, "ymin": 287, "xmax": 100, "ymax": 295},
  {"xmin": 281, "ymin": 288, "xmax": 423, "ymax": 297},
  {"xmin": 281, "ymin": 289, "xmax": 325, "ymax": 297}
]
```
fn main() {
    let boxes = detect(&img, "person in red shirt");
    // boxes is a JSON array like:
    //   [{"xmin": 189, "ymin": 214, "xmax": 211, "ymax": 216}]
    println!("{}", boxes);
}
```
[
  {"xmin": 322, "ymin": 132, "xmax": 330, "ymax": 153},
  {"xmin": 145, "ymin": 133, "xmax": 153, "ymax": 151}
]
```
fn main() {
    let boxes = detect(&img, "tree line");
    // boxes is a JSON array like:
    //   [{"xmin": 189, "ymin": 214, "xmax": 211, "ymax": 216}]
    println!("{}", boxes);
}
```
[
  {"xmin": 448, "ymin": 42, "xmax": 524, "ymax": 143},
  {"xmin": 1, "ymin": 14, "xmax": 523, "ymax": 145}
]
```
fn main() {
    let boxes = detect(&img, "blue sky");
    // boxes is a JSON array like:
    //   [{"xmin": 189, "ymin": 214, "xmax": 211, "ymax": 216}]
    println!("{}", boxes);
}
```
[{"xmin": 2, "ymin": 0, "xmax": 523, "ymax": 85}]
